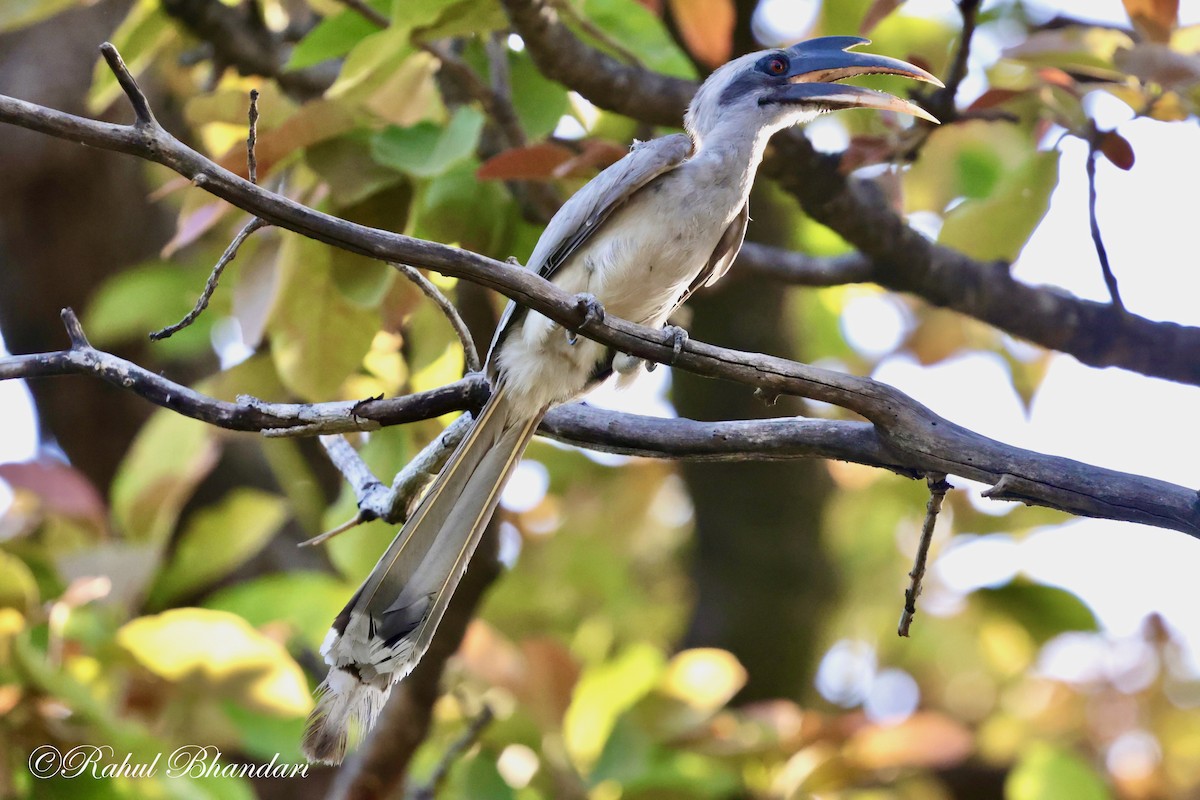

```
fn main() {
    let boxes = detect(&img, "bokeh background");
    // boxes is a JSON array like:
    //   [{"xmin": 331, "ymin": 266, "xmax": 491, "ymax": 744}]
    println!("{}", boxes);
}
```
[{"xmin": 2, "ymin": 0, "xmax": 1200, "ymax": 797}]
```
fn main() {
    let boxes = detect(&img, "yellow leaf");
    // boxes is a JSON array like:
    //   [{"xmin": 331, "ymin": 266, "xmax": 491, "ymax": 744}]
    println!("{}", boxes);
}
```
[
  {"xmin": 564, "ymin": 643, "xmax": 665, "ymax": 768},
  {"xmin": 268, "ymin": 234, "xmax": 380, "ymax": 401},
  {"xmin": 110, "ymin": 411, "xmax": 221, "ymax": 543},
  {"xmin": 118, "ymin": 608, "xmax": 312, "ymax": 717}
]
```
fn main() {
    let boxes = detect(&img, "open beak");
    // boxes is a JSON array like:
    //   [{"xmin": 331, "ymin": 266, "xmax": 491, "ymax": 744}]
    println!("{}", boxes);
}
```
[{"xmin": 766, "ymin": 36, "xmax": 944, "ymax": 123}]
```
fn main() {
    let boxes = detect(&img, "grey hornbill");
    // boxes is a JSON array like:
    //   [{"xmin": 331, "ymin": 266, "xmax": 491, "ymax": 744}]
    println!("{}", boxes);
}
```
[{"xmin": 303, "ymin": 36, "xmax": 942, "ymax": 763}]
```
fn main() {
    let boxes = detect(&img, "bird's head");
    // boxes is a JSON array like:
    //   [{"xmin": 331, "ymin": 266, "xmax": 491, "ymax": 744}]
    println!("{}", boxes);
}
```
[{"xmin": 684, "ymin": 36, "xmax": 943, "ymax": 141}]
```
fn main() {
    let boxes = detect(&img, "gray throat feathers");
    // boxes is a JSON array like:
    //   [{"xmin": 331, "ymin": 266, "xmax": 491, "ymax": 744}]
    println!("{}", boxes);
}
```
[{"xmin": 684, "ymin": 117, "xmax": 774, "ymax": 209}]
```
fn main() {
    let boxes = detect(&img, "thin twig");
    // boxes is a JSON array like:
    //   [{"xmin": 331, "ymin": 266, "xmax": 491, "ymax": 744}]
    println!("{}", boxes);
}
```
[
  {"xmin": 246, "ymin": 89, "xmax": 260, "ymax": 184},
  {"xmin": 1086, "ymin": 134, "xmax": 1125, "ymax": 312},
  {"xmin": 902, "ymin": 0, "xmax": 980, "ymax": 155},
  {"xmin": 150, "ymin": 217, "xmax": 267, "ymax": 340},
  {"xmin": 299, "ymin": 512, "xmax": 368, "ymax": 548},
  {"xmin": 318, "ymin": 434, "xmax": 388, "ymax": 514},
  {"xmin": 100, "ymin": 43, "xmax": 156, "ymax": 126},
  {"xmin": 61, "ymin": 307, "xmax": 91, "ymax": 349},
  {"xmin": 944, "ymin": 1, "xmax": 980, "ymax": 100},
  {"xmin": 151, "ymin": 90, "xmax": 268, "ymax": 341},
  {"xmin": 392, "ymin": 263, "xmax": 482, "ymax": 373},
  {"xmin": 410, "ymin": 705, "xmax": 495, "ymax": 800},
  {"xmin": 898, "ymin": 475, "xmax": 951, "ymax": 637}
]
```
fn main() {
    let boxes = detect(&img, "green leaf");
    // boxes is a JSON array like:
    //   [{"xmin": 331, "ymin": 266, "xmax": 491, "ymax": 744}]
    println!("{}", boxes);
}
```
[
  {"xmin": 327, "ymin": 26, "xmax": 415, "ymax": 102},
  {"xmin": 905, "ymin": 122, "xmax": 1011, "ymax": 212},
  {"xmin": 404, "ymin": 0, "xmax": 508, "ymax": 39},
  {"xmin": 205, "ymin": 572, "xmax": 353, "ymax": 652},
  {"xmin": 110, "ymin": 411, "xmax": 221, "ymax": 544},
  {"xmin": 287, "ymin": 9, "xmax": 381, "ymax": 70},
  {"xmin": 509, "ymin": 50, "xmax": 572, "ymax": 139},
  {"xmin": 83, "ymin": 259, "xmax": 216, "ymax": 358},
  {"xmin": 956, "ymin": 144, "xmax": 1005, "ymax": 199},
  {"xmin": 580, "ymin": 0, "xmax": 696, "ymax": 80},
  {"xmin": 973, "ymin": 579, "xmax": 1099, "ymax": 644},
  {"xmin": 372, "ymin": 107, "xmax": 486, "ymax": 178},
  {"xmin": 147, "ymin": 489, "xmax": 288, "ymax": 608},
  {"xmin": 117, "ymin": 608, "xmax": 313, "ymax": 717},
  {"xmin": 0, "ymin": 0, "xmax": 78, "ymax": 34},
  {"xmin": 268, "ymin": 233, "xmax": 380, "ymax": 401},
  {"xmin": 13, "ymin": 633, "xmax": 167, "ymax": 763},
  {"xmin": 305, "ymin": 132, "xmax": 409, "ymax": 208},
  {"xmin": 222, "ymin": 700, "xmax": 307, "ymax": 763},
  {"xmin": 1007, "ymin": 742, "xmax": 1113, "ymax": 800},
  {"xmin": 939, "ymin": 150, "xmax": 1060, "ymax": 262},
  {"xmin": 448, "ymin": 751, "xmax": 516, "ymax": 800},
  {"xmin": 408, "ymin": 159, "xmax": 514, "ymax": 254}
]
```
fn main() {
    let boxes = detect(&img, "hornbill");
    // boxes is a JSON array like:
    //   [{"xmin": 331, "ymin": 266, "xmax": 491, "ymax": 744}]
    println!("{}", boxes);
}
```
[{"xmin": 303, "ymin": 36, "xmax": 941, "ymax": 764}]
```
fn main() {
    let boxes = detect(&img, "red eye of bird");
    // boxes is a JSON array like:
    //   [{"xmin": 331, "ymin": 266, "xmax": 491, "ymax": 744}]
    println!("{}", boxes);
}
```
[{"xmin": 767, "ymin": 56, "xmax": 787, "ymax": 75}]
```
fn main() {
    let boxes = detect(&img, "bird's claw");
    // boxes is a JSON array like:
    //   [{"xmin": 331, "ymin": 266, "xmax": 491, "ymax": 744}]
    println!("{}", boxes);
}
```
[
  {"xmin": 568, "ymin": 293, "xmax": 605, "ymax": 346},
  {"xmin": 664, "ymin": 325, "xmax": 688, "ymax": 364}
]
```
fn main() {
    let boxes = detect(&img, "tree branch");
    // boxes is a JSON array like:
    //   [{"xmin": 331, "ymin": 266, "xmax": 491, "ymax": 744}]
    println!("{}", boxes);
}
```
[
  {"xmin": 0, "ymin": 51, "xmax": 1197, "ymax": 538},
  {"xmin": 4, "ymin": 309, "xmax": 1198, "ymax": 538},
  {"xmin": 499, "ymin": 0, "xmax": 1200, "ymax": 386},
  {"xmin": 498, "ymin": 0, "xmax": 695, "ymax": 127},
  {"xmin": 159, "ymin": 0, "xmax": 334, "ymax": 101}
]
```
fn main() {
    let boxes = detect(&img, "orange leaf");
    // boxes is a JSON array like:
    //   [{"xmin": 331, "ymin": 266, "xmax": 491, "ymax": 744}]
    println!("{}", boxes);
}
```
[
  {"xmin": 847, "ymin": 711, "xmax": 973, "ymax": 770},
  {"xmin": 1037, "ymin": 67, "xmax": 1077, "ymax": 90},
  {"xmin": 477, "ymin": 142, "xmax": 576, "ymax": 180},
  {"xmin": 967, "ymin": 88, "xmax": 1024, "ymax": 111},
  {"xmin": 215, "ymin": 99, "xmax": 356, "ymax": 180},
  {"xmin": 552, "ymin": 139, "xmax": 629, "ymax": 177},
  {"xmin": 667, "ymin": 0, "xmax": 734, "ymax": 69},
  {"xmin": 860, "ymin": 0, "xmax": 904, "ymax": 35},
  {"xmin": 517, "ymin": 639, "xmax": 580, "ymax": 729},
  {"xmin": 1098, "ymin": 129, "xmax": 1136, "ymax": 170},
  {"xmin": 1121, "ymin": 0, "xmax": 1178, "ymax": 42}
]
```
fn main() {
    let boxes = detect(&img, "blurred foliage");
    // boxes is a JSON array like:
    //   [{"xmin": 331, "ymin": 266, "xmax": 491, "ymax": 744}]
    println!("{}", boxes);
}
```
[{"xmin": 2, "ymin": 0, "xmax": 1200, "ymax": 798}]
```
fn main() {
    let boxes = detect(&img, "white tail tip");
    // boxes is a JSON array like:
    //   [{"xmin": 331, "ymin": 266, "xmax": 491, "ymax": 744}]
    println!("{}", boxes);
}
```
[{"xmin": 301, "ymin": 666, "xmax": 390, "ymax": 765}]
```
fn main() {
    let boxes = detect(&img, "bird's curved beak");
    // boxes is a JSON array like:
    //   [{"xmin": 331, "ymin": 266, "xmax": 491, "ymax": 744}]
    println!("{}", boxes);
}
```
[{"xmin": 766, "ymin": 36, "xmax": 944, "ymax": 123}]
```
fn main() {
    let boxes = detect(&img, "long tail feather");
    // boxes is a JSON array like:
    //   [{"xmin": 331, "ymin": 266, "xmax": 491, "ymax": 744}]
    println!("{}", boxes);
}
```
[{"xmin": 302, "ymin": 387, "xmax": 541, "ymax": 764}]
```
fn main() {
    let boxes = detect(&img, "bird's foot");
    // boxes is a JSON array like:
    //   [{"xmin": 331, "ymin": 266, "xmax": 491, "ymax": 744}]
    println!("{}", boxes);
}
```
[
  {"xmin": 567, "ymin": 293, "xmax": 605, "ymax": 346},
  {"xmin": 642, "ymin": 325, "xmax": 688, "ymax": 372},
  {"xmin": 664, "ymin": 324, "xmax": 688, "ymax": 364}
]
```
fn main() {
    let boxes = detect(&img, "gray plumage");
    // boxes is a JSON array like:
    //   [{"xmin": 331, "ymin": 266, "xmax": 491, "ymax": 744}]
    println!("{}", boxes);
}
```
[{"xmin": 303, "ymin": 36, "xmax": 941, "ymax": 764}]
